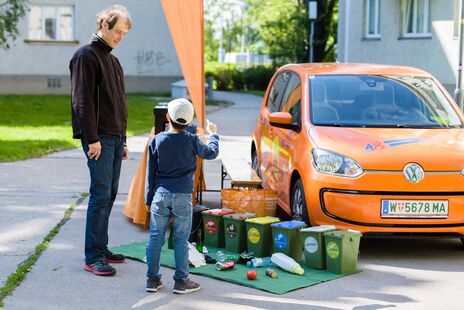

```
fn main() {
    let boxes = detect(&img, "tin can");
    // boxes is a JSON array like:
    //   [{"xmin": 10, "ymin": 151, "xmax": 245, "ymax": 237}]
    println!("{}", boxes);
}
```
[
  {"xmin": 215, "ymin": 260, "xmax": 235, "ymax": 271},
  {"xmin": 265, "ymin": 268, "xmax": 277, "ymax": 278}
]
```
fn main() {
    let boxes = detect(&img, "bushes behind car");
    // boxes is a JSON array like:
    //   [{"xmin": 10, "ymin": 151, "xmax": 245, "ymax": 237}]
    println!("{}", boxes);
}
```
[{"xmin": 205, "ymin": 62, "xmax": 275, "ymax": 91}]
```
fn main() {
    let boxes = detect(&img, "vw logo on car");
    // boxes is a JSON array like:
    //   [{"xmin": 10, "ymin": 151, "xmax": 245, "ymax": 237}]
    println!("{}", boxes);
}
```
[{"xmin": 403, "ymin": 163, "xmax": 425, "ymax": 183}]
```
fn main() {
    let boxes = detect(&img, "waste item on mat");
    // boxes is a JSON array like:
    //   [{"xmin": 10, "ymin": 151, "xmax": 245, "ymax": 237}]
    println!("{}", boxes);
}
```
[
  {"xmin": 237, "ymin": 251, "xmax": 255, "ymax": 265},
  {"xmin": 271, "ymin": 252, "xmax": 304, "ymax": 275},
  {"xmin": 216, "ymin": 250, "xmax": 240, "ymax": 262},
  {"xmin": 265, "ymin": 268, "xmax": 278, "ymax": 278},
  {"xmin": 215, "ymin": 260, "xmax": 235, "ymax": 271},
  {"xmin": 247, "ymin": 270, "xmax": 257, "ymax": 280},
  {"xmin": 188, "ymin": 243, "xmax": 206, "ymax": 268},
  {"xmin": 246, "ymin": 256, "xmax": 272, "ymax": 268}
]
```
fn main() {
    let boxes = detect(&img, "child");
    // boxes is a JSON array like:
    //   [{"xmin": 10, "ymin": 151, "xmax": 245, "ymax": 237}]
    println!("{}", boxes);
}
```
[{"xmin": 145, "ymin": 98, "xmax": 219, "ymax": 294}]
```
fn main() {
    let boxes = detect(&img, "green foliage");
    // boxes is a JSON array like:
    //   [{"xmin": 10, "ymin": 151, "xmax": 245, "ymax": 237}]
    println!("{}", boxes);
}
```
[
  {"xmin": 0, "ymin": 94, "xmax": 160, "ymax": 162},
  {"xmin": 0, "ymin": 0, "xmax": 28, "ymax": 50},
  {"xmin": 205, "ymin": 62, "xmax": 274, "ymax": 91}
]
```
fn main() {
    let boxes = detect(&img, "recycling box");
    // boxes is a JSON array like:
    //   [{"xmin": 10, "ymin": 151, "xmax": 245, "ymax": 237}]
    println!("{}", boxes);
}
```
[
  {"xmin": 245, "ymin": 216, "xmax": 280, "ymax": 257},
  {"xmin": 271, "ymin": 220, "xmax": 307, "ymax": 261},
  {"xmin": 324, "ymin": 230, "xmax": 362, "ymax": 275},
  {"xmin": 299, "ymin": 225, "xmax": 336, "ymax": 269},
  {"xmin": 223, "ymin": 212, "xmax": 256, "ymax": 253},
  {"xmin": 202, "ymin": 208, "xmax": 235, "ymax": 248}
]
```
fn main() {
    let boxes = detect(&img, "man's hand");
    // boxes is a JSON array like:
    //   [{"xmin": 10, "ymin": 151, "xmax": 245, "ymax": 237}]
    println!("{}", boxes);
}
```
[
  {"xmin": 87, "ymin": 141, "xmax": 102, "ymax": 160},
  {"xmin": 145, "ymin": 205, "xmax": 151, "ymax": 212},
  {"xmin": 123, "ymin": 145, "xmax": 129, "ymax": 160}
]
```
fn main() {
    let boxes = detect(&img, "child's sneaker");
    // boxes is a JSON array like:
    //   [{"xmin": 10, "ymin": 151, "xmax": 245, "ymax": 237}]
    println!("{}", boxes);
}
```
[
  {"xmin": 146, "ymin": 277, "xmax": 163, "ymax": 292},
  {"xmin": 103, "ymin": 249, "xmax": 125, "ymax": 263},
  {"xmin": 84, "ymin": 260, "xmax": 116, "ymax": 276},
  {"xmin": 172, "ymin": 279, "xmax": 200, "ymax": 294}
]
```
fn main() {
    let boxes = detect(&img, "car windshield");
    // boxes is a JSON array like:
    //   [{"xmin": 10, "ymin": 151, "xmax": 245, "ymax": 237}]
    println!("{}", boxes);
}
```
[{"xmin": 309, "ymin": 75, "xmax": 463, "ymax": 128}]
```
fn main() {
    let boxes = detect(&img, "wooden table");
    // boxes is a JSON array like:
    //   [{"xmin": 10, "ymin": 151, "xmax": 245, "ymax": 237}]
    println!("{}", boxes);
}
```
[{"xmin": 220, "ymin": 159, "xmax": 261, "ymax": 189}]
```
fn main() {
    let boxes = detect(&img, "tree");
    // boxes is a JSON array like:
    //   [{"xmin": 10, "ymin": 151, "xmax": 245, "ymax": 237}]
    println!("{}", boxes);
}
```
[
  {"xmin": 313, "ymin": 0, "xmax": 338, "ymax": 62},
  {"xmin": 0, "ymin": 0, "xmax": 28, "ymax": 50}
]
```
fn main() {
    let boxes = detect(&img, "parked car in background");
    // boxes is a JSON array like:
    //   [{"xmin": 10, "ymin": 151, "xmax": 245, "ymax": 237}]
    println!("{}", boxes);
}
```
[{"xmin": 251, "ymin": 63, "xmax": 464, "ymax": 243}]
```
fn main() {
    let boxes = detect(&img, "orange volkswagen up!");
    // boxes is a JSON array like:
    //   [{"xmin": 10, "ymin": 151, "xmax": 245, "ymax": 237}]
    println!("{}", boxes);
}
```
[{"xmin": 251, "ymin": 63, "xmax": 464, "ymax": 242}]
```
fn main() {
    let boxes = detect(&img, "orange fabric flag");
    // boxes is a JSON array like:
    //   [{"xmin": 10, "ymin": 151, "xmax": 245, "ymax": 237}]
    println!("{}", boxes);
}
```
[{"xmin": 161, "ymin": 0, "xmax": 205, "ymax": 128}]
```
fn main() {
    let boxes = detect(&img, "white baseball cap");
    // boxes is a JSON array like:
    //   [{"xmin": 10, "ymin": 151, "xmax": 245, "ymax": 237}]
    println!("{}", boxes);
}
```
[{"xmin": 167, "ymin": 98, "xmax": 194, "ymax": 125}]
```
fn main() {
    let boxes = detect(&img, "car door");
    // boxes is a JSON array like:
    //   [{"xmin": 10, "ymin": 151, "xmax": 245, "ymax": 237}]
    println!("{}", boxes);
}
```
[
  {"xmin": 259, "ymin": 71, "xmax": 290, "ymax": 189},
  {"xmin": 272, "ymin": 72, "xmax": 302, "ymax": 206}
]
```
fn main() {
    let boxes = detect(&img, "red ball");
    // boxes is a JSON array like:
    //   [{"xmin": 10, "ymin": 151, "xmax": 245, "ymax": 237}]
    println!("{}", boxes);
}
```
[{"xmin": 247, "ymin": 270, "xmax": 257, "ymax": 280}]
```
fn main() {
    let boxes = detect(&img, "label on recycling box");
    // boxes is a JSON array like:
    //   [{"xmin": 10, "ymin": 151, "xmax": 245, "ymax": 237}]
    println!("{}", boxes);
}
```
[
  {"xmin": 226, "ymin": 223, "xmax": 237, "ymax": 238},
  {"xmin": 326, "ymin": 241, "xmax": 339, "ymax": 259},
  {"xmin": 274, "ymin": 232, "xmax": 288, "ymax": 249},
  {"xmin": 205, "ymin": 219, "xmax": 217, "ymax": 234},
  {"xmin": 304, "ymin": 236, "xmax": 318, "ymax": 253},
  {"xmin": 248, "ymin": 227, "xmax": 260, "ymax": 244}
]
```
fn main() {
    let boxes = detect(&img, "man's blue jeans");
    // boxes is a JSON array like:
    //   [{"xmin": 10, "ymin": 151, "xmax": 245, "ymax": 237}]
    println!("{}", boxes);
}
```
[
  {"xmin": 82, "ymin": 135, "xmax": 124, "ymax": 264},
  {"xmin": 146, "ymin": 192, "xmax": 192, "ymax": 281}
]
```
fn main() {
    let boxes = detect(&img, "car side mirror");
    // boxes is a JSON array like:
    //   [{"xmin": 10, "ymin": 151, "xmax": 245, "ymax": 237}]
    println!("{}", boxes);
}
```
[{"xmin": 269, "ymin": 112, "xmax": 299, "ymax": 131}]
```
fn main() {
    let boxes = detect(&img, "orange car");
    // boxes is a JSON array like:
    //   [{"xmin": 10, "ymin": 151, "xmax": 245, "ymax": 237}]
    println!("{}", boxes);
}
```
[{"xmin": 251, "ymin": 63, "xmax": 464, "ymax": 242}]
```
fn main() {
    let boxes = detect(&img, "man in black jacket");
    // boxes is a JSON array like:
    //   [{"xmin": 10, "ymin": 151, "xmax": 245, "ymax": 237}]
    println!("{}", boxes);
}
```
[{"xmin": 70, "ymin": 4, "xmax": 132, "ymax": 276}]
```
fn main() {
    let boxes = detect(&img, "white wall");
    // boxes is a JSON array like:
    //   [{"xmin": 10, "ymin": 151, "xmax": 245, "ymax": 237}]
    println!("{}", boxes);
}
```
[{"xmin": 0, "ymin": 0, "xmax": 182, "ymax": 93}]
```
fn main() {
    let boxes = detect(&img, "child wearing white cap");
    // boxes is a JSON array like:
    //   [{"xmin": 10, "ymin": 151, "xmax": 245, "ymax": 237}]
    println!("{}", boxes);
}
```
[{"xmin": 144, "ymin": 98, "xmax": 219, "ymax": 294}]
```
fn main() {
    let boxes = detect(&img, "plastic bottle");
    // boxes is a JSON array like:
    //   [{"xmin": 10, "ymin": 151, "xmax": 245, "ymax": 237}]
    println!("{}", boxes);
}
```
[
  {"xmin": 196, "ymin": 229, "xmax": 203, "ymax": 253},
  {"xmin": 216, "ymin": 251, "xmax": 240, "ymax": 262},
  {"xmin": 246, "ymin": 257, "xmax": 273, "ymax": 268},
  {"xmin": 270, "ymin": 253, "xmax": 304, "ymax": 275}
]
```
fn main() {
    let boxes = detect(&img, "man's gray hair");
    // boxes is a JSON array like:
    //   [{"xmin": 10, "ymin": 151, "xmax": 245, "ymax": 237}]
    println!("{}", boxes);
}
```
[{"xmin": 96, "ymin": 4, "xmax": 132, "ymax": 30}]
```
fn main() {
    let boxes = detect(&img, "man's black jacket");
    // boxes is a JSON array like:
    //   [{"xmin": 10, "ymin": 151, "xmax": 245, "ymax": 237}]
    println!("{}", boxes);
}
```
[{"xmin": 70, "ymin": 34, "xmax": 128, "ymax": 144}]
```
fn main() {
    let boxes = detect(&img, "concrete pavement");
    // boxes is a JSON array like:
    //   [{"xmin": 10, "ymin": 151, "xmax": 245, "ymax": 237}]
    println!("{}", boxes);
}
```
[{"xmin": 1, "ymin": 91, "xmax": 464, "ymax": 309}]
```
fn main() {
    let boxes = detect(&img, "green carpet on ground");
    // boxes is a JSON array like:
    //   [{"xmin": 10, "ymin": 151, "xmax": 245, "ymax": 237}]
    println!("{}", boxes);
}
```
[{"xmin": 112, "ymin": 241, "xmax": 350, "ymax": 294}]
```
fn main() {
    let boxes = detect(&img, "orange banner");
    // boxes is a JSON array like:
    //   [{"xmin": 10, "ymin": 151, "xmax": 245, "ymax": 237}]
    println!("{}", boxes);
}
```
[{"xmin": 161, "ymin": 0, "xmax": 205, "ymax": 128}]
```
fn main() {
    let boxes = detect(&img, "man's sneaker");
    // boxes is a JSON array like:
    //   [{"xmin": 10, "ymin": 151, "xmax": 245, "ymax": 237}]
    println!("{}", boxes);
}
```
[
  {"xmin": 146, "ymin": 277, "xmax": 163, "ymax": 292},
  {"xmin": 104, "ymin": 249, "xmax": 125, "ymax": 263},
  {"xmin": 173, "ymin": 279, "xmax": 200, "ymax": 294},
  {"xmin": 84, "ymin": 260, "xmax": 116, "ymax": 276}
]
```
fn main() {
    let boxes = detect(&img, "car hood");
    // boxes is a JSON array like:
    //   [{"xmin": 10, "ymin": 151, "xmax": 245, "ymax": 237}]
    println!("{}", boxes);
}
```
[{"xmin": 309, "ymin": 126, "xmax": 464, "ymax": 170}]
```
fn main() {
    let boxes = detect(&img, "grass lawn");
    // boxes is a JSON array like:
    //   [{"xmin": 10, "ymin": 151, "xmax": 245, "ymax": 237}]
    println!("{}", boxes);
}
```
[{"xmin": 0, "ymin": 94, "xmax": 164, "ymax": 162}]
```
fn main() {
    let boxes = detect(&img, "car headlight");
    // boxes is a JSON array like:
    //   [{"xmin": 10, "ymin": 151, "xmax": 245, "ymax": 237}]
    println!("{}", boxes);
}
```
[{"xmin": 311, "ymin": 148, "xmax": 363, "ymax": 177}]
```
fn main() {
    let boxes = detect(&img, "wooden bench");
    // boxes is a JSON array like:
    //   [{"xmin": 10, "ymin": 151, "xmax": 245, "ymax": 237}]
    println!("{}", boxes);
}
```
[{"xmin": 221, "ymin": 159, "xmax": 262, "ymax": 189}]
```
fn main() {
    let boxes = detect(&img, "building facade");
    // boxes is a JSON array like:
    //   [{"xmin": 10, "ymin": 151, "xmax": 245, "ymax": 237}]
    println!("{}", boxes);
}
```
[
  {"xmin": 0, "ymin": 0, "xmax": 182, "ymax": 94},
  {"xmin": 338, "ymin": 0, "xmax": 459, "ymax": 93}
]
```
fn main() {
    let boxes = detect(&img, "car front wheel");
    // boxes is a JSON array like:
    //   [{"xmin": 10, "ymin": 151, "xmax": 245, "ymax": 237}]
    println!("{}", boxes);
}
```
[
  {"xmin": 251, "ymin": 149, "xmax": 259, "ymax": 177},
  {"xmin": 291, "ymin": 179, "xmax": 309, "ymax": 225}
]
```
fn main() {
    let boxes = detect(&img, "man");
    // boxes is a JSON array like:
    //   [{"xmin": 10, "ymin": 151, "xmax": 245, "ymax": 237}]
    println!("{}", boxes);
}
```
[{"xmin": 70, "ymin": 5, "xmax": 132, "ymax": 276}]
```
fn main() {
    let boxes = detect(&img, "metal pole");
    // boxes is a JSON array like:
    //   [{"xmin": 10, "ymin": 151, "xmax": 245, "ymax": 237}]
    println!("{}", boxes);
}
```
[
  {"xmin": 309, "ymin": 21, "xmax": 314, "ymax": 63},
  {"xmin": 454, "ymin": 0, "xmax": 464, "ymax": 110}
]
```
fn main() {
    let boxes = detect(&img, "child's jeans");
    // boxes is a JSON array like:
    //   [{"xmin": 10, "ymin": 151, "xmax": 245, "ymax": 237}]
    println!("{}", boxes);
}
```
[{"xmin": 146, "ymin": 192, "xmax": 192, "ymax": 281}]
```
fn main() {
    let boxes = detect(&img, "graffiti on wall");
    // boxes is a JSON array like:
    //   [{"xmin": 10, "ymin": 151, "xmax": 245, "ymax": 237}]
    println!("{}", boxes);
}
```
[{"xmin": 135, "ymin": 50, "xmax": 171, "ymax": 74}]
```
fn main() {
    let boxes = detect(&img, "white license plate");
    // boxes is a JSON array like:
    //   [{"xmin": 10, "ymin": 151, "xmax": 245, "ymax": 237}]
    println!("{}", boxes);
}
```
[{"xmin": 381, "ymin": 200, "xmax": 448, "ymax": 218}]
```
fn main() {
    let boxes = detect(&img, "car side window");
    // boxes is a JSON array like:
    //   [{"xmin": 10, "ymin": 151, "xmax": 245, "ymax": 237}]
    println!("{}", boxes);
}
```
[
  {"xmin": 280, "ymin": 73, "xmax": 302, "ymax": 126},
  {"xmin": 266, "ymin": 72, "xmax": 290, "ymax": 112}
]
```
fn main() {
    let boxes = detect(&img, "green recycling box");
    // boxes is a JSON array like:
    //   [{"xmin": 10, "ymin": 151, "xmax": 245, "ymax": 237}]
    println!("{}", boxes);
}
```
[
  {"xmin": 245, "ymin": 216, "xmax": 280, "ymax": 257},
  {"xmin": 223, "ymin": 212, "xmax": 256, "ymax": 253},
  {"xmin": 324, "ymin": 229, "xmax": 362, "ymax": 274},
  {"xmin": 202, "ymin": 209, "xmax": 235, "ymax": 248},
  {"xmin": 299, "ymin": 225, "xmax": 336, "ymax": 269},
  {"xmin": 271, "ymin": 220, "xmax": 307, "ymax": 261}
]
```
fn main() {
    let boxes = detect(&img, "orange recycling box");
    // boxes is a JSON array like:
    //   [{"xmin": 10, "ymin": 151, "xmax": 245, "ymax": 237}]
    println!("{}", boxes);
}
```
[{"xmin": 221, "ymin": 189, "xmax": 277, "ymax": 217}]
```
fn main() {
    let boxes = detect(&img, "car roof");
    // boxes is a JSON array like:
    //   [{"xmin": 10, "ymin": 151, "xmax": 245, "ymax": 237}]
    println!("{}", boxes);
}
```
[{"xmin": 280, "ymin": 63, "xmax": 432, "ymax": 77}]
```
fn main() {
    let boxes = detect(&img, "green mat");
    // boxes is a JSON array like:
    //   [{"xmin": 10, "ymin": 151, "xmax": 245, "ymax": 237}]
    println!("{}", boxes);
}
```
[{"xmin": 111, "ymin": 242, "xmax": 350, "ymax": 294}]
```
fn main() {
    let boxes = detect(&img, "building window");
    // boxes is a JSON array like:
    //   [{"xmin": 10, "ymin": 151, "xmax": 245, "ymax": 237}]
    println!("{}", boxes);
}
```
[
  {"xmin": 29, "ymin": 5, "xmax": 74, "ymax": 41},
  {"xmin": 402, "ymin": 0, "xmax": 431, "ymax": 38},
  {"xmin": 366, "ymin": 0, "xmax": 381, "ymax": 38}
]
